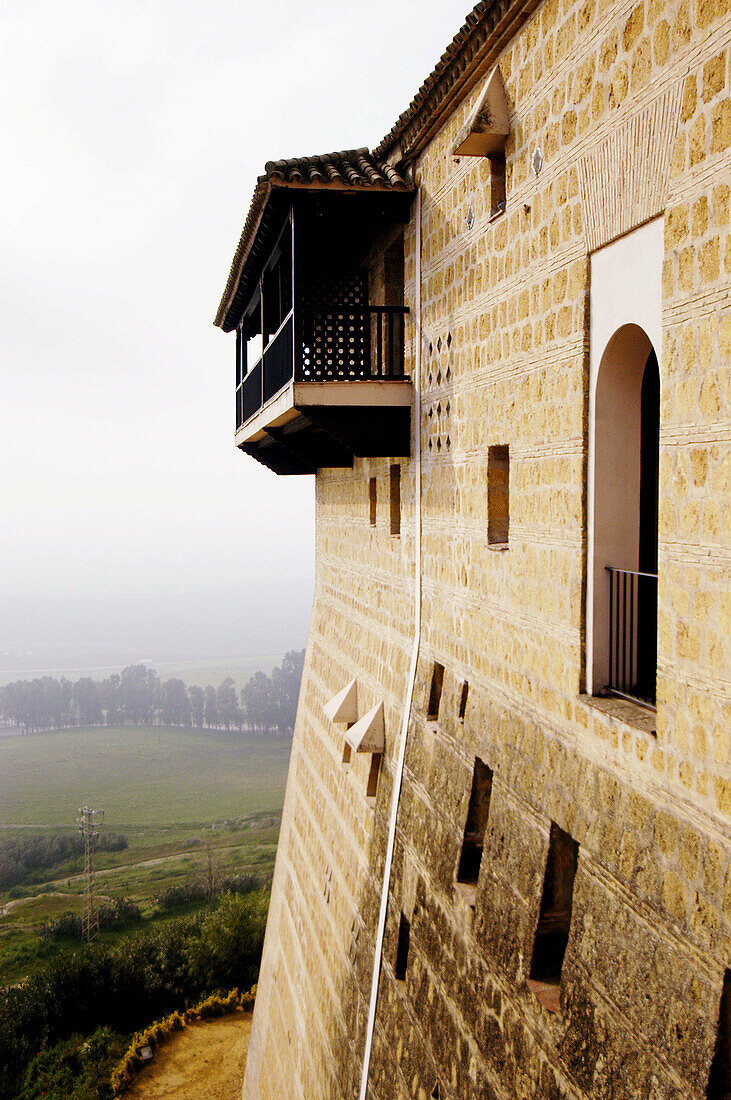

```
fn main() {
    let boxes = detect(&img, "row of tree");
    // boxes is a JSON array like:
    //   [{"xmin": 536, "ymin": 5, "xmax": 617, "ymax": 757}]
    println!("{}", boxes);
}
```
[{"xmin": 0, "ymin": 650, "xmax": 304, "ymax": 736}]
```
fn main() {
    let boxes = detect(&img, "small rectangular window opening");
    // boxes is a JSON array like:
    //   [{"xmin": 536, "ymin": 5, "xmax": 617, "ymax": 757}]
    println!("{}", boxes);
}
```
[
  {"xmin": 394, "ymin": 912, "xmax": 410, "ymax": 981},
  {"xmin": 488, "ymin": 445, "xmax": 509, "ymax": 547},
  {"xmin": 707, "ymin": 969, "xmax": 730, "ymax": 1099},
  {"xmin": 369, "ymin": 476, "xmax": 377, "ymax": 527},
  {"xmin": 457, "ymin": 758, "xmax": 493, "ymax": 887},
  {"xmin": 489, "ymin": 154, "xmax": 506, "ymax": 220},
  {"xmin": 529, "ymin": 823, "xmax": 579, "ymax": 1013},
  {"xmin": 458, "ymin": 681, "xmax": 469, "ymax": 721},
  {"xmin": 427, "ymin": 662, "xmax": 444, "ymax": 721},
  {"xmin": 366, "ymin": 753, "xmax": 382, "ymax": 799},
  {"xmin": 342, "ymin": 722, "xmax": 354, "ymax": 768},
  {"xmin": 390, "ymin": 464, "xmax": 401, "ymax": 536}
]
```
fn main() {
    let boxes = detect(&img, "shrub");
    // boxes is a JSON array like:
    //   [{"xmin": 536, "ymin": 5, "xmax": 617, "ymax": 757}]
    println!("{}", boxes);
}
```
[
  {"xmin": 110, "ymin": 987, "xmax": 256, "ymax": 1096},
  {"xmin": 155, "ymin": 881, "xmax": 209, "ymax": 910},
  {"xmin": 155, "ymin": 872, "xmax": 262, "ymax": 912},
  {"xmin": 0, "ymin": 833, "xmax": 128, "ymax": 890},
  {"xmin": 37, "ymin": 898, "xmax": 142, "ymax": 943},
  {"xmin": 18, "ymin": 1026, "xmax": 127, "ymax": 1100},
  {"xmin": 189, "ymin": 891, "xmax": 268, "ymax": 992},
  {"xmin": 0, "ymin": 891, "xmax": 269, "ymax": 1100}
]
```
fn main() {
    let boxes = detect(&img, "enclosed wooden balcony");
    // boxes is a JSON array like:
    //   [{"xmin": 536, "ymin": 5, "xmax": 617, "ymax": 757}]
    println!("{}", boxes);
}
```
[{"xmin": 215, "ymin": 149, "xmax": 415, "ymax": 475}]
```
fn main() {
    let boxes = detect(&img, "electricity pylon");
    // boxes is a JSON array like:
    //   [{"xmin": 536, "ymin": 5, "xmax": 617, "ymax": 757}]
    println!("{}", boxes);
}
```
[{"xmin": 78, "ymin": 805, "xmax": 104, "ymax": 943}]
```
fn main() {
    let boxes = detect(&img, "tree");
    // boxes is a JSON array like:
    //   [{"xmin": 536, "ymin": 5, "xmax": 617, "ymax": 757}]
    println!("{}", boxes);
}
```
[
  {"xmin": 204, "ymin": 686, "xmax": 219, "ymax": 728},
  {"xmin": 118, "ymin": 665, "xmax": 161, "ymax": 725},
  {"xmin": 274, "ymin": 649, "xmax": 305, "ymax": 733},
  {"xmin": 74, "ymin": 678, "xmax": 102, "ymax": 727},
  {"xmin": 241, "ymin": 671, "xmax": 273, "ymax": 732},
  {"xmin": 101, "ymin": 674, "xmax": 121, "ymax": 726},
  {"xmin": 161, "ymin": 679, "xmax": 191, "ymax": 727},
  {"xmin": 216, "ymin": 678, "xmax": 241, "ymax": 730},
  {"xmin": 241, "ymin": 650, "xmax": 304, "ymax": 734},
  {"xmin": 188, "ymin": 685, "xmax": 205, "ymax": 728}
]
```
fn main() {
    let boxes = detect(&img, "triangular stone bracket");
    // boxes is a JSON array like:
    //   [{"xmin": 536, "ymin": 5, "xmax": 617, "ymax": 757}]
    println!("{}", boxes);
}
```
[
  {"xmin": 452, "ymin": 64, "xmax": 510, "ymax": 157},
  {"xmin": 324, "ymin": 678, "xmax": 358, "ymax": 724},
  {"xmin": 345, "ymin": 701, "xmax": 385, "ymax": 754}
]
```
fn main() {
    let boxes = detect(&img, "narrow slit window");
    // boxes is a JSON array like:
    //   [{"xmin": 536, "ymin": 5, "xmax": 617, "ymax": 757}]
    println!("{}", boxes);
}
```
[
  {"xmin": 431, "ymin": 1084, "xmax": 441, "ymax": 1100},
  {"xmin": 529, "ymin": 822, "xmax": 579, "ymax": 1012},
  {"xmin": 342, "ymin": 721, "xmax": 354, "ymax": 767},
  {"xmin": 427, "ymin": 662, "xmax": 444, "ymax": 721},
  {"xmin": 369, "ymin": 476, "xmax": 377, "ymax": 527},
  {"xmin": 707, "ymin": 969, "xmax": 730, "ymax": 1099},
  {"xmin": 488, "ymin": 445, "xmax": 509, "ymax": 546},
  {"xmin": 394, "ymin": 912, "xmax": 410, "ymax": 981},
  {"xmin": 489, "ymin": 154, "xmax": 506, "ymax": 219},
  {"xmin": 366, "ymin": 753, "xmax": 382, "ymax": 799},
  {"xmin": 390, "ymin": 464, "xmax": 401, "ymax": 536},
  {"xmin": 458, "ymin": 681, "xmax": 469, "ymax": 721},
  {"xmin": 457, "ymin": 758, "xmax": 493, "ymax": 886}
]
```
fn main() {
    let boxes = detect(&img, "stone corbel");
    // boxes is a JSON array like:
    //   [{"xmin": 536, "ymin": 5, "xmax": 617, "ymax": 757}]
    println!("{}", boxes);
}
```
[
  {"xmin": 345, "ymin": 701, "xmax": 385, "ymax": 754},
  {"xmin": 324, "ymin": 678, "xmax": 358, "ymax": 724},
  {"xmin": 452, "ymin": 64, "xmax": 510, "ymax": 158}
]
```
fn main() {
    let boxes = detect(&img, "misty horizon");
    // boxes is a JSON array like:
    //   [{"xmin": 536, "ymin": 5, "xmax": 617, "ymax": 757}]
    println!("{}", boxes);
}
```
[
  {"xmin": 2, "ymin": 0, "xmax": 469, "ymax": 677},
  {"xmin": 0, "ymin": 579, "xmax": 313, "ymax": 671}
]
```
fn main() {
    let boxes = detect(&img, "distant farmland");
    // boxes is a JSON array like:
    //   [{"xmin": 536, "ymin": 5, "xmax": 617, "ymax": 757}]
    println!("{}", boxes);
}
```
[
  {"xmin": 0, "ymin": 653, "xmax": 284, "ymax": 692},
  {"xmin": 0, "ymin": 726, "xmax": 291, "ymax": 827}
]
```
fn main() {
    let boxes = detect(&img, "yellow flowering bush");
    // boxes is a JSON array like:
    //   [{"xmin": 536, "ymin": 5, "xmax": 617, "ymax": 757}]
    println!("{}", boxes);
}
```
[{"xmin": 110, "ymin": 985, "xmax": 256, "ymax": 1096}]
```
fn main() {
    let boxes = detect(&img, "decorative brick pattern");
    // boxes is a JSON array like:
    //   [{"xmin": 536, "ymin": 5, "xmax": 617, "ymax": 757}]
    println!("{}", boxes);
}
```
[{"xmin": 577, "ymin": 84, "xmax": 683, "ymax": 250}]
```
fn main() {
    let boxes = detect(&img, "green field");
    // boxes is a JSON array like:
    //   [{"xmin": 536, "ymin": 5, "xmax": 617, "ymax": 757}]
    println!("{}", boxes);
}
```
[
  {"xmin": 0, "ymin": 725, "xmax": 292, "ymax": 983},
  {"xmin": 0, "ymin": 653, "xmax": 284, "ymax": 692},
  {"xmin": 0, "ymin": 725, "xmax": 290, "ymax": 826}
]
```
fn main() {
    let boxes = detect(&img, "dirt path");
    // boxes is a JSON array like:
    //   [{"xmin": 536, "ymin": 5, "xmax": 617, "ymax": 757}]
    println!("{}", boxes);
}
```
[{"xmin": 126, "ymin": 1010, "xmax": 252, "ymax": 1100}]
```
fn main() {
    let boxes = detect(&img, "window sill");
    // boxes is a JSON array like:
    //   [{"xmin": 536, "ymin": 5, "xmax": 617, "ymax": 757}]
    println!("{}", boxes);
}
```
[
  {"xmin": 454, "ymin": 882, "xmax": 477, "ymax": 909},
  {"xmin": 577, "ymin": 694, "xmax": 656, "ymax": 737},
  {"xmin": 488, "ymin": 542, "xmax": 509, "ymax": 552},
  {"xmin": 527, "ymin": 978, "xmax": 560, "ymax": 1014}
]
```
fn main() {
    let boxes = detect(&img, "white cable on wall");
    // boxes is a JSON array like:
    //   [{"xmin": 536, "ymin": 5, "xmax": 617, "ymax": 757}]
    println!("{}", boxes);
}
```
[{"xmin": 358, "ymin": 182, "xmax": 423, "ymax": 1100}]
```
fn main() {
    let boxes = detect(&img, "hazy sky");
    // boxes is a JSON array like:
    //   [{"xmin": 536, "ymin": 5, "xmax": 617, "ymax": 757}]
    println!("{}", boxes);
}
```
[{"xmin": 1, "ymin": 0, "xmax": 470, "ymax": 651}]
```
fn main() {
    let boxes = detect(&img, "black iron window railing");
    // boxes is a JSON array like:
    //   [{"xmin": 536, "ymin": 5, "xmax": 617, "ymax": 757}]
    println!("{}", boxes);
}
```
[
  {"xmin": 606, "ymin": 566, "xmax": 658, "ymax": 707},
  {"xmin": 236, "ymin": 305, "xmax": 409, "ymax": 429}
]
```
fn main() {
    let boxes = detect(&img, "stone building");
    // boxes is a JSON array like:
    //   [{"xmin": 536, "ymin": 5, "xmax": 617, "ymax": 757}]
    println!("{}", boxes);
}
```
[{"xmin": 214, "ymin": 0, "xmax": 730, "ymax": 1096}]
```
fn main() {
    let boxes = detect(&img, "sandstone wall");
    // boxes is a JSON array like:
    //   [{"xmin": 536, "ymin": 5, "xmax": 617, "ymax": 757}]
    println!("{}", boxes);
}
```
[{"xmin": 244, "ymin": 0, "xmax": 730, "ymax": 1096}]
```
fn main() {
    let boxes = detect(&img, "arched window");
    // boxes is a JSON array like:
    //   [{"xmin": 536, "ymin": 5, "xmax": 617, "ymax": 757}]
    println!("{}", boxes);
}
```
[{"xmin": 590, "ymin": 323, "xmax": 659, "ymax": 705}]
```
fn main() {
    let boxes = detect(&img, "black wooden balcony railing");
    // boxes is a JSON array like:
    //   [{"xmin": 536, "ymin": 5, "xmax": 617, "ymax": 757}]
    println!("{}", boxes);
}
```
[
  {"xmin": 606, "ymin": 566, "xmax": 658, "ymax": 706},
  {"xmin": 236, "ymin": 305, "xmax": 408, "ymax": 430},
  {"xmin": 237, "ymin": 311, "xmax": 294, "ymax": 427}
]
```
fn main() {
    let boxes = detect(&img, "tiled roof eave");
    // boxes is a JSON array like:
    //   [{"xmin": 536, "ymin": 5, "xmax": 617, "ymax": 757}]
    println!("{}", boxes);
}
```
[
  {"xmin": 266, "ymin": 178, "xmax": 412, "ymax": 194},
  {"xmin": 375, "ymin": 0, "xmax": 541, "ymax": 165},
  {"xmin": 214, "ymin": 180, "xmax": 270, "ymax": 330},
  {"xmin": 214, "ymin": 150, "xmax": 413, "ymax": 330}
]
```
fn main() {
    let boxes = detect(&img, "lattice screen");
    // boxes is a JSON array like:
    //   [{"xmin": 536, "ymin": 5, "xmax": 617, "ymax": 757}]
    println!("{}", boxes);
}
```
[{"xmin": 300, "ymin": 269, "xmax": 370, "ymax": 380}]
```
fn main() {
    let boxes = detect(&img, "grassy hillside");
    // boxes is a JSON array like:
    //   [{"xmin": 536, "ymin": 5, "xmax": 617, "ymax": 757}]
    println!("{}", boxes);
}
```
[
  {"xmin": 0, "ymin": 724, "xmax": 292, "ymax": 983},
  {"xmin": 0, "ymin": 725, "xmax": 290, "ymax": 827}
]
